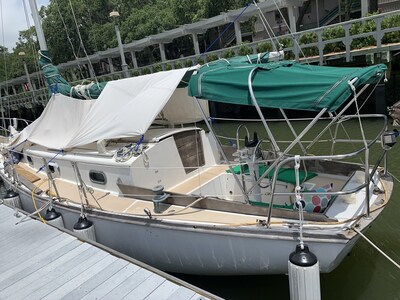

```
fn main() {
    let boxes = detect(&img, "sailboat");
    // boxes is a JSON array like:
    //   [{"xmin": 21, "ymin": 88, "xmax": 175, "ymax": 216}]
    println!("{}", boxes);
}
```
[{"xmin": 0, "ymin": 1, "xmax": 397, "ymax": 275}]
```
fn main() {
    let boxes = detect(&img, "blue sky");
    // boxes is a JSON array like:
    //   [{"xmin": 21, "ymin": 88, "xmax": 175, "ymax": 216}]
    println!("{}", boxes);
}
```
[{"xmin": 0, "ymin": 0, "xmax": 49, "ymax": 51}]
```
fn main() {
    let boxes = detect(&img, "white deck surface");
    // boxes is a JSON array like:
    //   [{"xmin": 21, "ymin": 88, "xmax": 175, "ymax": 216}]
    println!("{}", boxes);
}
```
[{"xmin": 0, "ymin": 204, "xmax": 219, "ymax": 300}]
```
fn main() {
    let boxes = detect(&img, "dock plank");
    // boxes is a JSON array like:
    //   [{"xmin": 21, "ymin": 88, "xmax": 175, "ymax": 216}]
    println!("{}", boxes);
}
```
[
  {"xmin": 0, "ymin": 204, "xmax": 218, "ymax": 300},
  {"xmin": 0, "ymin": 232, "xmax": 75, "ymax": 273},
  {"xmin": 76, "ymin": 263, "xmax": 141, "ymax": 300},
  {"xmin": 167, "ymin": 286, "xmax": 197, "ymax": 300},
  {"xmin": 122, "ymin": 273, "xmax": 166, "ymax": 299},
  {"xmin": 24, "ymin": 247, "xmax": 107, "ymax": 299},
  {"xmin": 41, "ymin": 254, "xmax": 118, "ymax": 300},
  {"xmin": 102, "ymin": 268, "xmax": 153, "ymax": 300},
  {"xmin": 0, "ymin": 243, "xmax": 93, "ymax": 298},
  {"xmin": 145, "ymin": 280, "xmax": 181, "ymax": 300},
  {"xmin": 0, "ymin": 236, "xmax": 79, "ymax": 286},
  {"xmin": 60, "ymin": 259, "xmax": 129, "ymax": 300}
]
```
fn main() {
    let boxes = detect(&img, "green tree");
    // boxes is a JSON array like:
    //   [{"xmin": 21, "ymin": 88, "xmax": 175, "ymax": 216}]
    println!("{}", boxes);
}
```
[
  {"xmin": 171, "ymin": 0, "xmax": 201, "ymax": 24},
  {"xmin": 198, "ymin": 0, "xmax": 249, "ymax": 19},
  {"xmin": 121, "ymin": 1, "xmax": 176, "ymax": 42}
]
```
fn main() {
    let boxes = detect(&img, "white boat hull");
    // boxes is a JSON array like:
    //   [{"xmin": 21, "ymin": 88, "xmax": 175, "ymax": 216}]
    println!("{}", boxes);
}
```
[{"xmin": 5, "ymin": 176, "xmax": 360, "ymax": 276}]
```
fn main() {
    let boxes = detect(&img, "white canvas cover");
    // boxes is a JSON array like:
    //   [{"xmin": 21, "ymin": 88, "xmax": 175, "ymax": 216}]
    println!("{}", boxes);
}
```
[{"xmin": 12, "ymin": 68, "xmax": 206, "ymax": 150}]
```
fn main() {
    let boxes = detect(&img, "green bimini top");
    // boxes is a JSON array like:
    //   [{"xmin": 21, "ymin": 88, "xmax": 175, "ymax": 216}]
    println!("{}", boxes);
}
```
[{"xmin": 188, "ymin": 59, "xmax": 387, "ymax": 112}]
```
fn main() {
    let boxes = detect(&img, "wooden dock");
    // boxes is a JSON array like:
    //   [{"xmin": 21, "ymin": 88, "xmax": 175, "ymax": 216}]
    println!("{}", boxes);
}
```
[{"xmin": 0, "ymin": 204, "xmax": 220, "ymax": 300}]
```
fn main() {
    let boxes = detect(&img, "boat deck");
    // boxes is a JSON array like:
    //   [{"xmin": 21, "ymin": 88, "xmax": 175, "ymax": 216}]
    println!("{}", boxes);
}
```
[
  {"xmin": 0, "ymin": 204, "xmax": 219, "ymax": 300},
  {"xmin": 15, "ymin": 163, "xmax": 274, "ymax": 225},
  {"xmin": 14, "ymin": 162, "xmax": 348, "ymax": 224}
]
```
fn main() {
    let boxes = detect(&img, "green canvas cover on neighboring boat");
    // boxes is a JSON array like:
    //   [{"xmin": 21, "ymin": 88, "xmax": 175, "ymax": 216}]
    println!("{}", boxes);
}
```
[
  {"xmin": 188, "ymin": 59, "xmax": 387, "ymax": 112},
  {"xmin": 39, "ymin": 50, "xmax": 107, "ymax": 99}
]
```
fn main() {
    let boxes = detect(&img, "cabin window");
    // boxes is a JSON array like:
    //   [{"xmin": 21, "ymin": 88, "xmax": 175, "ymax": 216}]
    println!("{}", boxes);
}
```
[
  {"xmin": 89, "ymin": 170, "xmax": 107, "ymax": 185},
  {"xmin": 27, "ymin": 156, "xmax": 33, "ymax": 166}
]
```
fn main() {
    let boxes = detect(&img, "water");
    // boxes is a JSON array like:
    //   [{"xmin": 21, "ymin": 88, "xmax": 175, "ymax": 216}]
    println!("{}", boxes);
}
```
[{"xmin": 176, "ymin": 119, "xmax": 400, "ymax": 300}]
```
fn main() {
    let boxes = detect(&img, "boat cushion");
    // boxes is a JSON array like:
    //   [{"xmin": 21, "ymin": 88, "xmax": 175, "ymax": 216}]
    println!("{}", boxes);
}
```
[
  {"xmin": 227, "ymin": 164, "xmax": 317, "ymax": 185},
  {"xmin": 294, "ymin": 183, "xmax": 333, "ymax": 213}
]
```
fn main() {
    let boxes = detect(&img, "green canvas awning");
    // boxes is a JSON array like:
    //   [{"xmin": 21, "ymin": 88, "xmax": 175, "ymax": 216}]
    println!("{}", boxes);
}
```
[{"xmin": 188, "ymin": 59, "xmax": 387, "ymax": 112}]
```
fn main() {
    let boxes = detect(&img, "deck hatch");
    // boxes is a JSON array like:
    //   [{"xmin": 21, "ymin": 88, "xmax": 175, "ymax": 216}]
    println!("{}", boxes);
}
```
[{"xmin": 174, "ymin": 130, "xmax": 205, "ymax": 174}]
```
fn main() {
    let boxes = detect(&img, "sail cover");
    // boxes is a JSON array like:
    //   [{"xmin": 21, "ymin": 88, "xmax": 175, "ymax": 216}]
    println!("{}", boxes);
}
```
[
  {"xmin": 11, "ymin": 68, "xmax": 208, "ymax": 150},
  {"xmin": 188, "ymin": 60, "xmax": 387, "ymax": 112},
  {"xmin": 39, "ymin": 50, "xmax": 107, "ymax": 99}
]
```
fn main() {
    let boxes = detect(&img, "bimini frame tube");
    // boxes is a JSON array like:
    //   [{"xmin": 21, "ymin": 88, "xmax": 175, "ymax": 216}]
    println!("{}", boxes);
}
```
[
  {"xmin": 279, "ymin": 108, "xmax": 307, "ymax": 154},
  {"xmin": 194, "ymin": 97, "xmax": 249, "ymax": 203},
  {"xmin": 248, "ymin": 68, "xmax": 280, "ymax": 153},
  {"xmin": 243, "ymin": 108, "xmax": 328, "ymax": 194},
  {"xmin": 305, "ymin": 83, "xmax": 370, "ymax": 152}
]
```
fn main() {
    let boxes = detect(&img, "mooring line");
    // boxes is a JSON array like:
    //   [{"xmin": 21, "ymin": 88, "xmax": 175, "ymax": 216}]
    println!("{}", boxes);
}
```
[{"xmin": 352, "ymin": 227, "xmax": 400, "ymax": 270}]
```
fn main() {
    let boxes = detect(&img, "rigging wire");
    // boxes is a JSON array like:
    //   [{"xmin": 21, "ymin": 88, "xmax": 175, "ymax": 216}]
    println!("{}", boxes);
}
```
[
  {"xmin": 0, "ymin": 0, "xmax": 12, "ymax": 124},
  {"xmin": 54, "ymin": 0, "xmax": 85, "ymax": 79},
  {"xmin": 252, "ymin": 1, "xmax": 280, "ymax": 51},
  {"xmin": 67, "ymin": 0, "xmax": 98, "ymax": 84},
  {"xmin": 271, "ymin": 0, "xmax": 312, "ymax": 67},
  {"xmin": 200, "ymin": 0, "xmax": 254, "ymax": 57}
]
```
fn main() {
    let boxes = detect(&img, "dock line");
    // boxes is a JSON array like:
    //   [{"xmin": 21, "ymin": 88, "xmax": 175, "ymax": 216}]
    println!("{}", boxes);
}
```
[{"xmin": 352, "ymin": 227, "xmax": 400, "ymax": 270}]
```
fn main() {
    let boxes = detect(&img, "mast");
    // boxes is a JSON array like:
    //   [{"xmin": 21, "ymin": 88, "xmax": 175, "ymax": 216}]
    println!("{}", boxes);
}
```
[{"xmin": 27, "ymin": 0, "xmax": 47, "ymax": 50}]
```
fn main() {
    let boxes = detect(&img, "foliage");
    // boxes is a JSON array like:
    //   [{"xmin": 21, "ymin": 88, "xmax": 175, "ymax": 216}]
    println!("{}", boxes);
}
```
[
  {"xmin": 256, "ymin": 42, "xmax": 272, "ymax": 53},
  {"xmin": 122, "ymin": 2, "xmax": 176, "ymax": 43},
  {"xmin": 322, "ymin": 26, "xmax": 345, "ymax": 53},
  {"xmin": 382, "ymin": 14, "xmax": 400, "ymax": 44},
  {"xmin": 172, "ymin": 0, "xmax": 201, "ymax": 24},
  {"xmin": 41, "ymin": 0, "xmax": 114, "ymax": 63},
  {"xmin": 222, "ymin": 49, "xmax": 235, "ymax": 58},
  {"xmin": 184, "ymin": 60, "xmax": 193, "ymax": 67},
  {"xmin": 152, "ymin": 64, "xmax": 162, "ymax": 72},
  {"xmin": 238, "ymin": 43, "xmax": 252, "ymax": 56},
  {"xmin": 2, "ymin": 0, "xmax": 400, "ymax": 84},
  {"xmin": 197, "ymin": 0, "xmax": 249, "ymax": 19},
  {"xmin": 350, "ymin": 18, "xmax": 376, "ymax": 49},
  {"xmin": 174, "ymin": 61, "xmax": 183, "ymax": 69},
  {"xmin": 196, "ymin": 58, "xmax": 204, "ymax": 65},
  {"xmin": 206, "ymin": 54, "xmax": 219, "ymax": 62},
  {"xmin": 131, "ymin": 69, "xmax": 140, "ymax": 77},
  {"xmin": 299, "ymin": 32, "xmax": 317, "ymax": 44},
  {"xmin": 298, "ymin": 32, "xmax": 318, "ymax": 57},
  {"xmin": 142, "ymin": 67, "xmax": 151, "ymax": 74},
  {"xmin": 278, "ymin": 37, "xmax": 293, "ymax": 49}
]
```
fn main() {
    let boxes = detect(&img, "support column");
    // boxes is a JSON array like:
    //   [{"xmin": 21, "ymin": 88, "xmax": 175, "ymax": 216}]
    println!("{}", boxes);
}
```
[
  {"xmin": 71, "ymin": 68, "xmax": 78, "ymax": 81},
  {"xmin": 287, "ymin": 5, "xmax": 298, "ymax": 33},
  {"xmin": 88, "ymin": 64, "xmax": 95, "ymax": 79},
  {"xmin": 343, "ymin": 24, "xmax": 351, "ymax": 62},
  {"xmin": 159, "ymin": 43, "xmax": 167, "ymax": 62},
  {"xmin": 316, "ymin": 30, "xmax": 323, "ymax": 65},
  {"xmin": 361, "ymin": 0, "xmax": 369, "ymax": 17},
  {"xmin": 234, "ymin": 21, "xmax": 242, "ymax": 45},
  {"xmin": 192, "ymin": 33, "xmax": 200, "ymax": 55},
  {"xmin": 130, "ymin": 51, "xmax": 138, "ymax": 68},
  {"xmin": 107, "ymin": 57, "xmax": 115, "ymax": 74}
]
